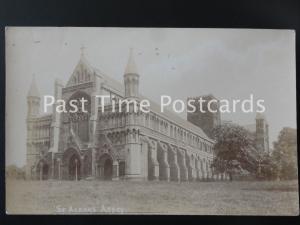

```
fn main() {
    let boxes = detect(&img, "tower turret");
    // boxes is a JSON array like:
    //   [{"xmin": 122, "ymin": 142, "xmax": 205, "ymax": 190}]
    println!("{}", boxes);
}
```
[
  {"xmin": 123, "ymin": 49, "xmax": 143, "ymax": 180},
  {"xmin": 27, "ymin": 75, "xmax": 40, "ymax": 118},
  {"xmin": 26, "ymin": 75, "xmax": 41, "ymax": 179},
  {"xmin": 255, "ymin": 113, "xmax": 269, "ymax": 153},
  {"xmin": 124, "ymin": 48, "xmax": 139, "ymax": 99}
]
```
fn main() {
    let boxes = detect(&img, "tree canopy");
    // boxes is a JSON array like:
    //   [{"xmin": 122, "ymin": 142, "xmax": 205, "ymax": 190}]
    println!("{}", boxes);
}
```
[
  {"xmin": 211, "ymin": 123, "xmax": 260, "ymax": 180},
  {"xmin": 272, "ymin": 127, "xmax": 297, "ymax": 180}
]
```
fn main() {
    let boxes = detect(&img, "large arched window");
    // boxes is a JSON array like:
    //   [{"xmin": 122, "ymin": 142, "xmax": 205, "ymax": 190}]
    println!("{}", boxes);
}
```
[{"xmin": 67, "ymin": 91, "xmax": 91, "ymax": 142}]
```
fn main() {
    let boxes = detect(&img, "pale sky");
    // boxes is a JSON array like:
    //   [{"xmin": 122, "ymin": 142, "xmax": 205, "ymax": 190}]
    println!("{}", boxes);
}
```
[{"xmin": 5, "ymin": 27, "xmax": 296, "ymax": 167}]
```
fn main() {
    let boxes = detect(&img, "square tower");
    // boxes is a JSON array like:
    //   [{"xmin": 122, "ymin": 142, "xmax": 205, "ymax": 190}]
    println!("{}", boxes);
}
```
[{"xmin": 187, "ymin": 95, "xmax": 221, "ymax": 139}]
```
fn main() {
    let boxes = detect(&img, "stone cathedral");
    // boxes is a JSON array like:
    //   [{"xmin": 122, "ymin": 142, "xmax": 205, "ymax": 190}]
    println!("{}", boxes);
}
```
[{"xmin": 26, "ymin": 50, "xmax": 222, "ymax": 181}]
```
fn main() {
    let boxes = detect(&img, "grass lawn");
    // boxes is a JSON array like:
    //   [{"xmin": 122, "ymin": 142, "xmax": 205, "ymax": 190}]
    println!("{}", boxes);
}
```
[{"xmin": 5, "ymin": 179, "xmax": 299, "ymax": 215}]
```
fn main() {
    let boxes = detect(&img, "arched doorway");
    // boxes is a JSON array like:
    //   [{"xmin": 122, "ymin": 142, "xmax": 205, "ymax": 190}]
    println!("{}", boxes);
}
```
[
  {"xmin": 98, "ymin": 154, "xmax": 113, "ymax": 180},
  {"xmin": 104, "ymin": 158, "xmax": 113, "ymax": 180},
  {"xmin": 36, "ymin": 161, "xmax": 49, "ymax": 180},
  {"xmin": 68, "ymin": 154, "xmax": 81, "ymax": 180},
  {"xmin": 119, "ymin": 161, "xmax": 125, "ymax": 178},
  {"xmin": 63, "ymin": 148, "xmax": 82, "ymax": 180},
  {"xmin": 42, "ymin": 164, "xmax": 49, "ymax": 180},
  {"xmin": 83, "ymin": 154, "xmax": 91, "ymax": 178}
]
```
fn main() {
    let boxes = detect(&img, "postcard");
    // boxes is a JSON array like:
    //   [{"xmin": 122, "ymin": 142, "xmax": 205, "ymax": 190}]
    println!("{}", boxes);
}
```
[{"xmin": 5, "ymin": 27, "xmax": 298, "ymax": 215}]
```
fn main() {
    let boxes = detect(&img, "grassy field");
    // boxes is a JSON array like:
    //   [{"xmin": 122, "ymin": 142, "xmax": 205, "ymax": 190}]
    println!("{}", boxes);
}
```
[{"xmin": 6, "ymin": 179, "xmax": 299, "ymax": 215}]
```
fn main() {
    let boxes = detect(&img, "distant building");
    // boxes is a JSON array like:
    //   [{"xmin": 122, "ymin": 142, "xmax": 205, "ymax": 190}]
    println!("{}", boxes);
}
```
[
  {"xmin": 187, "ymin": 95, "xmax": 221, "ymax": 139},
  {"xmin": 243, "ymin": 113, "xmax": 269, "ymax": 154}
]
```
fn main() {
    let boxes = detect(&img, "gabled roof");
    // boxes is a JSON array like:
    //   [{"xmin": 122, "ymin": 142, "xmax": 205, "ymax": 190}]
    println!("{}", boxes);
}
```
[{"xmin": 66, "ymin": 54, "xmax": 95, "ymax": 87}]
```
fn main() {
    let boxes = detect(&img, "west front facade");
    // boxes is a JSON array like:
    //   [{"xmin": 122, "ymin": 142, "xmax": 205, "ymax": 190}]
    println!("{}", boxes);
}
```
[{"xmin": 26, "ymin": 49, "xmax": 224, "ymax": 182}]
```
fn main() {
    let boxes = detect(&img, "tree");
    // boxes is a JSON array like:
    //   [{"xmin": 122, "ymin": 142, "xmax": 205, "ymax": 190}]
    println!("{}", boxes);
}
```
[
  {"xmin": 257, "ymin": 153, "xmax": 278, "ymax": 180},
  {"xmin": 6, "ymin": 165, "xmax": 26, "ymax": 179},
  {"xmin": 211, "ymin": 123, "xmax": 259, "ymax": 181},
  {"xmin": 272, "ymin": 127, "xmax": 297, "ymax": 180}
]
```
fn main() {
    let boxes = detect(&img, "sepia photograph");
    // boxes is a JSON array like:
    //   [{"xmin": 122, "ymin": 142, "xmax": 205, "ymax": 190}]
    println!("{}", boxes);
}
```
[{"xmin": 5, "ymin": 27, "xmax": 298, "ymax": 215}]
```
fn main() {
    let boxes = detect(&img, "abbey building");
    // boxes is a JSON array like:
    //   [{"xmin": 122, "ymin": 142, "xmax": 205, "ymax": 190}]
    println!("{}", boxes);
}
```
[{"xmin": 26, "ymin": 49, "xmax": 224, "ymax": 181}]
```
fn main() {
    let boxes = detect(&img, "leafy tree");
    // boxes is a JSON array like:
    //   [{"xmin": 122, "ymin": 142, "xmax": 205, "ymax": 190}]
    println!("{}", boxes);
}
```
[
  {"xmin": 272, "ymin": 127, "xmax": 297, "ymax": 180},
  {"xmin": 6, "ymin": 164, "xmax": 26, "ymax": 179},
  {"xmin": 211, "ymin": 123, "xmax": 259, "ymax": 181},
  {"xmin": 257, "ymin": 153, "xmax": 278, "ymax": 180}
]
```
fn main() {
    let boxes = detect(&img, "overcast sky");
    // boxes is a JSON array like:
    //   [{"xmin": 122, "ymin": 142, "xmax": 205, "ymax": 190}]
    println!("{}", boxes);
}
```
[{"xmin": 6, "ymin": 27, "xmax": 296, "ymax": 167}]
